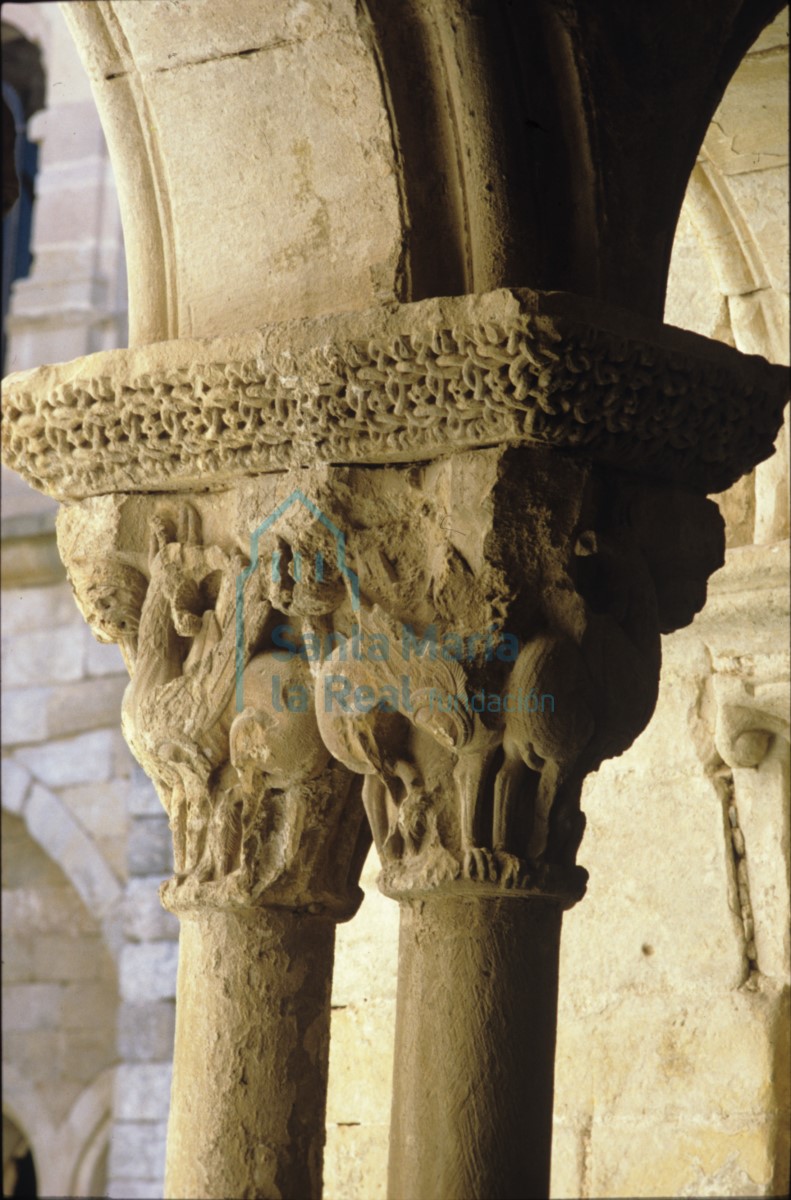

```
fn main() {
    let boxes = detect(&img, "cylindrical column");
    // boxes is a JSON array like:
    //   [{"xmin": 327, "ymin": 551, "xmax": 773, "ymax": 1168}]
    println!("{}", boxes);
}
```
[
  {"xmin": 388, "ymin": 897, "xmax": 563, "ymax": 1200},
  {"xmin": 165, "ymin": 907, "xmax": 336, "ymax": 1200}
]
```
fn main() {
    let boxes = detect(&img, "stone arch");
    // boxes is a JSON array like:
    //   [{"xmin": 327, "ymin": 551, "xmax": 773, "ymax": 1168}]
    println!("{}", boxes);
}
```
[
  {"xmin": 2, "ymin": 1107, "xmax": 38, "ymax": 1198},
  {"xmin": 666, "ymin": 8, "xmax": 789, "ymax": 546},
  {"xmin": 1, "ymin": 807, "xmax": 118, "ymax": 1196},
  {"xmin": 1, "ymin": 763, "xmax": 121, "ymax": 921},
  {"xmin": 2, "ymin": 1069, "xmax": 114, "ymax": 1200}
]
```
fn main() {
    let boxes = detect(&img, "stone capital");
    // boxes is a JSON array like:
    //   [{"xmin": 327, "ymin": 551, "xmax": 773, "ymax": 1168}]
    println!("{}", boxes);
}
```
[{"xmin": 56, "ymin": 444, "xmax": 726, "ymax": 912}]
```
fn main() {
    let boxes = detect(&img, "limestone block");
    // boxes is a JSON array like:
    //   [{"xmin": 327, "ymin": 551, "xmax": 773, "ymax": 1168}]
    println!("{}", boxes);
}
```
[
  {"xmin": 2, "ymin": 982, "xmax": 63, "ymax": 1031},
  {"xmin": 15, "ymin": 730, "xmax": 115, "ymax": 787},
  {"xmin": 332, "ymin": 849, "xmax": 399, "ymax": 1006},
  {"xmin": 59, "ymin": 780, "xmax": 129, "ymax": 841},
  {"xmin": 733, "ymin": 757, "xmax": 791, "ymax": 980},
  {"xmin": 57, "ymin": 1027, "xmax": 116, "ymax": 1084},
  {"xmin": 117, "ymin": 1001, "xmax": 176, "ymax": 1063},
  {"xmin": 0, "ymin": 686, "xmax": 50, "ymax": 745},
  {"xmin": 27, "ymin": 184, "xmax": 103, "ymax": 257},
  {"xmin": 1, "ymin": 758, "xmax": 31, "ymax": 813},
  {"xmin": 30, "ymin": 97, "xmax": 106, "ymax": 166},
  {"xmin": 119, "ymin": 942, "xmax": 179, "ymax": 1005},
  {"xmin": 1, "ymin": 884, "xmax": 97, "ymax": 936},
  {"xmin": 84, "ymin": 630, "xmax": 126, "ymax": 677},
  {"xmin": 0, "ymin": 583, "xmax": 76, "ymax": 635},
  {"xmin": 61, "ymin": 981, "xmax": 116, "ymax": 1030},
  {"xmin": 0, "ymin": 935, "xmax": 34, "ymax": 983},
  {"xmin": 1, "ymin": 625, "xmax": 85, "ymax": 686},
  {"xmin": 323, "ymin": 1123, "xmax": 389, "ymax": 1200},
  {"xmin": 0, "ymin": 532, "xmax": 64, "ymax": 588},
  {"xmin": 588, "ymin": 1119, "xmax": 778, "ymax": 1199},
  {"xmin": 549, "ymin": 1123, "xmax": 585, "ymax": 1200},
  {"xmin": 107, "ymin": 1181, "xmax": 167, "ymax": 1200},
  {"xmin": 567, "ymin": 769, "xmax": 745, "ymax": 999},
  {"xmin": 584, "ymin": 992, "xmax": 777, "ymax": 1124},
  {"xmin": 23, "ymin": 782, "xmax": 122, "ymax": 911},
  {"xmin": 127, "ymin": 817, "xmax": 174, "ymax": 877},
  {"xmin": 127, "ymin": 763, "xmax": 165, "ymax": 817},
  {"xmin": 581, "ymin": 656, "xmax": 708, "ymax": 783},
  {"xmin": 5, "ymin": 1030, "xmax": 61, "ymax": 1085},
  {"xmin": 108, "ymin": 0, "xmax": 348, "ymax": 74},
  {"xmin": 114, "ymin": 1064, "xmax": 173, "ymax": 1121},
  {"xmin": 46, "ymin": 674, "xmax": 127, "ymax": 739},
  {"xmin": 705, "ymin": 53, "xmax": 790, "ymax": 177},
  {"xmin": 97, "ymin": 836, "xmax": 129, "ymax": 882},
  {"xmin": 122, "ymin": 876, "xmax": 179, "ymax": 943},
  {"xmin": 31, "ymin": 933, "xmax": 110, "ymax": 982},
  {"xmin": 326, "ymin": 999, "xmax": 395, "ymax": 1125},
  {"xmin": 108, "ymin": 1120, "xmax": 167, "ymax": 1181},
  {"xmin": 664, "ymin": 208, "xmax": 725, "ymax": 340},
  {"xmin": 73, "ymin": 0, "xmax": 402, "ymax": 341}
]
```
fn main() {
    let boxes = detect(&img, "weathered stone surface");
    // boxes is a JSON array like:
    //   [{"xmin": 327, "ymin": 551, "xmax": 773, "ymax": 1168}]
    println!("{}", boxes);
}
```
[
  {"xmin": 3, "ymin": 289, "xmax": 786, "ymax": 499},
  {"xmin": 126, "ymin": 817, "xmax": 174, "ymax": 877},
  {"xmin": 324, "ymin": 1123, "xmax": 389, "ymax": 1200},
  {"xmin": 108, "ymin": 1119, "xmax": 167, "ymax": 1181},
  {"xmin": 2, "ymin": 982, "xmax": 64, "ymax": 1031},
  {"xmin": 117, "ymin": 1001, "xmax": 176, "ymax": 1063},
  {"xmin": 588, "ymin": 1120, "xmax": 779, "ymax": 1199},
  {"xmin": 0, "ymin": 581, "xmax": 77, "ymax": 636},
  {"xmin": 1, "ymin": 757, "xmax": 31, "ymax": 814},
  {"xmin": 46, "ymin": 674, "xmax": 128, "ymax": 738},
  {"xmin": 0, "ymin": 686, "xmax": 50, "ymax": 745},
  {"xmin": 114, "ymin": 1063, "xmax": 173, "ymax": 1122},
  {"xmin": 122, "ymin": 876, "xmax": 180, "ymax": 942},
  {"xmin": 563, "ymin": 772, "xmax": 746, "ymax": 997},
  {"xmin": 59, "ymin": 780, "xmax": 129, "ymax": 841},
  {"xmin": 326, "ymin": 1000, "xmax": 395, "ymax": 1125},
  {"xmin": 119, "ymin": 942, "xmax": 179, "ymax": 1005},
  {"xmin": 1, "ymin": 625, "xmax": 85, "ymax": 686},
  {"xmin": 14, "ymin": 729, "xmax": 116, "ymax": 786},
  {"xmin": 165, "ymin": 911, "xmax": 336, "ymax": 1200},
  {"xmin": 31, "ymin": 933, "xmax": 111, "ymax": 982}
]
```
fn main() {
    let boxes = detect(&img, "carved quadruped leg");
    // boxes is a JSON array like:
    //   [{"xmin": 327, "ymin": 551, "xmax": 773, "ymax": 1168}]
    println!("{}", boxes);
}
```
[{"xmin": 29, "ymin": 277, "xmax": 776, "ymax": 1198}]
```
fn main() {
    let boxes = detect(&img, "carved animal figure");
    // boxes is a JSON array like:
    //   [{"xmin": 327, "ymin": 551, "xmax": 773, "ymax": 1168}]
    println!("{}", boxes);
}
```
[
  {"xmin": 313, "ymin": 614, "xmax": 499, "ymax": 871},
  {"xmin": 492, "ymin": 524, "xmax": 661, "ymax": 866},
  {"xmin": 72, "ymin": 507, "xmax": 330, "ymax": 883}
]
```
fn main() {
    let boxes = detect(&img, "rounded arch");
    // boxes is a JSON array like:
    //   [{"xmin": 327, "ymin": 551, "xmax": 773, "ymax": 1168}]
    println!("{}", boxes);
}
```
[
  {"xmin": 2, "ymin": 1069, "xmax": 114, "ymax": 1200},
  {"xmin": 2, "ymin": 1107, "xmax": 38, "ymax": 1199},
  {"xmin": 1, "ymin": 766, "xmax": 122, "ymax": 920}
]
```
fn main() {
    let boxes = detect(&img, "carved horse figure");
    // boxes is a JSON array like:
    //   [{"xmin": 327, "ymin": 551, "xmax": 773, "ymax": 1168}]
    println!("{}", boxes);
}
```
[
  {"xmin": 314, "ymin": 611, "xmax": 501, "ymax": 873},
  {"xmin": 492, "ymin": 523, "xmax": 661, "ymax": 867}
]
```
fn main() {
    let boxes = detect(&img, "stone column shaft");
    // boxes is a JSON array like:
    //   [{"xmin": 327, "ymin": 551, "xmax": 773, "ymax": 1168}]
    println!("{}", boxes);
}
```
[
  {"xmin": 166, "ymin": 909, "xmax": 335, "ymax": 1200},
  {"xmin": 389, "ymin": 898, "xmax": 563, "ymax": 1200}
]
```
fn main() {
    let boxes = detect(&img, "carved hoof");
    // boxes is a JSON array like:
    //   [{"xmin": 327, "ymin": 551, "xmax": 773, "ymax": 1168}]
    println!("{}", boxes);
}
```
[
  {"xmin": 463, "ymin": 846, "xmax": 495, "ymax": 881},
  {"xmin": 493, "ymin": 849, "xmax": 525, "ymax": 888}
]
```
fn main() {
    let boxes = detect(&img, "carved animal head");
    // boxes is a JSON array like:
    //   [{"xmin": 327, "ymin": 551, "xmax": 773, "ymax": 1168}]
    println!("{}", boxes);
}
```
[{"xmin": 67, "ymin": 558, "xmax": 147, "ymax": 643}]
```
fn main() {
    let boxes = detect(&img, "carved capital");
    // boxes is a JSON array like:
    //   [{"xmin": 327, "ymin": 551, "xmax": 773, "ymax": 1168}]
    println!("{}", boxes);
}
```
[{"xmin": 57, "ymin": 446, "xmax": 725, "ymax": 911}]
